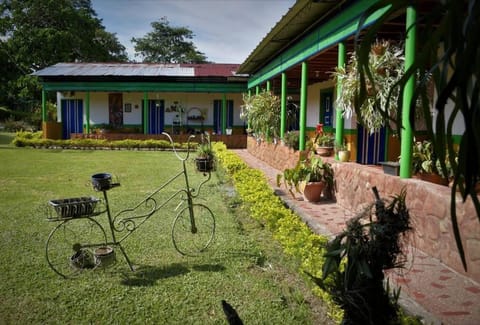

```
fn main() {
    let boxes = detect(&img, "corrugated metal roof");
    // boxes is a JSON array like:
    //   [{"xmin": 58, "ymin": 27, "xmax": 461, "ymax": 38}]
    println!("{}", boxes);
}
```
[
  {"xmin": 33, "ymin": 62, "xmax": 242, "ymax": 78},
  {"xmin": 33, "ymin": 63, "xmax": 194, "ymax": 77},
  {"xmin": 237, "ymin": 0, "xmax": 347, "ymax": 74}
]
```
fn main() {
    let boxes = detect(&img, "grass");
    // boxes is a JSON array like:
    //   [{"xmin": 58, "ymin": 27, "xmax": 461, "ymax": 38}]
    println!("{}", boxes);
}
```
[{"xmin": 0, "ymin": 134, "xmax": 332, "ymax": 324}]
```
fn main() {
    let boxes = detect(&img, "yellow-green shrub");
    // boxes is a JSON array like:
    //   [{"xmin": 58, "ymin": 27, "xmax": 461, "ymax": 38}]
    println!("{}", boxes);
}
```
[{"xmin": 214, "ymin": 146, "xmax": 343, "ymax": 322}]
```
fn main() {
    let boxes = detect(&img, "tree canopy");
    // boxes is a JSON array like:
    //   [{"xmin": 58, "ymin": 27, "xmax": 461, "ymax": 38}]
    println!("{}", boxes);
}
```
[
  {"xmin": 0, "ymin": 0, "xmax": 128, "ymax": 115},
  {"xmin": 132, "ymin": 17, "xmax": 208, "ymax": 64}
]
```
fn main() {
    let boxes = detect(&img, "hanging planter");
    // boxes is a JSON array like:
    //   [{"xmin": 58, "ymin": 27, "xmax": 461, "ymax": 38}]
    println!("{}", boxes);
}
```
[
  {"xmin": 333, "ymin": 40, "xmax": 405, "ymax": 133},
  {"xmin": 195, "ymin": 157, "xmax": 214, "ymax": 172},
  {"xmin": 195, "ymin": 132, "xmax": 215, "ymax": 172}
]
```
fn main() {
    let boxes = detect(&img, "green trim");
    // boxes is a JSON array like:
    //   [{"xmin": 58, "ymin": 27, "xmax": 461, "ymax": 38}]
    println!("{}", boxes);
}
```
[
  {"xmin": 299, "ymin": 62, "xmax": 308, "ymax": 150},
  {"xmin": 400, "ymin": 6, "xmax": 416, "ymax": 179},
  {"xmin": 143, "ymin": 92, "xmax": 148, "ymax": 134},
  {"xmin": 85, "ymin": 91, "xmax": 90, "ymax": 133},
  {"xmin": 247, "ymin": 0, "xmax": 387, "ymax": 88},
  {"xmin": 280, "ymin": 73, "xmax": 287, "ymax": 139},
  {"xmin": 335, "ymin": 42, "xmax": 346, "ymax": 160},
  {"xmin": 40, "ymin": 81, "xmax": 246, "ymax": 93},
  {"xmin": 222, "ymin": 94, "xmax": 227, "ymax": 134}
]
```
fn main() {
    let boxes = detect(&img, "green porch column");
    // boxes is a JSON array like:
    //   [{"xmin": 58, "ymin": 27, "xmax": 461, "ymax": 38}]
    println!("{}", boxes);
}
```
[
  {"xmin": 255, "ymin": 85, "xmax": 260, "ymax": 95},
  {"xmin": 299, "ymin": 61, "xmax": 308, "ymax": 150},
  {"xmin": 335, "ymin": 42, "xmax": 346, "ymax": 159},
  {"xmin": 41, "ymin": 89, "xmax": 47, "ymax": 122},
  {"xmin": 280, "ymin": 72, "xmax": 287, "ymax": 139},
  {"xmin": 400, "ymin": 6, "xmax": 417, "ymax": 178},
  {"xmin": 85, "ymin": 91, "xmax": 90, "ymax": 133},
  {"xmin": 143, "ymin": 92, "xmax": 148, "ymax": 134},
  {"xmin": 266, "ymin": 80, "xmax": 271, "ymax": 92},
  {"xmin": 222, "ymin": 93, "xmax": 227, "ymax": 134}
]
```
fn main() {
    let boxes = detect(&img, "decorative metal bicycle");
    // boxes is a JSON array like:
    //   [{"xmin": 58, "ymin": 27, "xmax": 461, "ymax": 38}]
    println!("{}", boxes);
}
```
[{"xmin": 44, "ymin": 133, "xmax": 216, "ymax": 278}]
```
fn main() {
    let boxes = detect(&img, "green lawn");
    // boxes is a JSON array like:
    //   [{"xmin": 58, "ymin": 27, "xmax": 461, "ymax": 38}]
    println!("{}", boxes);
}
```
[{"xmin": 0, "ymin": 141, "xmax": 331, "ymax": 324}]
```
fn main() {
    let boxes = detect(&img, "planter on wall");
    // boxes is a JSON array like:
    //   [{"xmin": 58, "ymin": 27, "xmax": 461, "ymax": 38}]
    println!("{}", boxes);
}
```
[
  {"xmin": 338, "ymin": 150, "xmax": 351, "ymax": 162},
  {"xmin": 416, "ymin": 172, "xmax": 448, "ymax": 186},
  {"xmin": 315, "ymin": 146, "xmax": 334, "ymax": 157},
  {"xmin": 379, "ymin": 161, "xmax": 400, "ymax": 176},
  {"xmin": 301, "ymin": 181, "xmax": 325, "ymax": 202}
]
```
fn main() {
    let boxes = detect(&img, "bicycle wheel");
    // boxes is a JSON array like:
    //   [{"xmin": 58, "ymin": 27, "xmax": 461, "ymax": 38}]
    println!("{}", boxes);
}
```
[
  {"xmin": 45, "ymin": 217, "xmax": 108, "ymax": 278},
  {"xmin": 172, "ymin": 203, "xmax": 215, "ymax": 256}
]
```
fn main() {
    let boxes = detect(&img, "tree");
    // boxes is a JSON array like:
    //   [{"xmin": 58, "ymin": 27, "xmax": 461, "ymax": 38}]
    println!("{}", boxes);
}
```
[
  {"xmin": 356, "ymin": 0, "xmax": 480, "ymax": 270},
  {"xmin": 0, "ymin": 0, "xmax": 128, "ymax": 115},
  {"xmin": 132, "ymin": 17, "xmax": 208, "ymax": 63}
]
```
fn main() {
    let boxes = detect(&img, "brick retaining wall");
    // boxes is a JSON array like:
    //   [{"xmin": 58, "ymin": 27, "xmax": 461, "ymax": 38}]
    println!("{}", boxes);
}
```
[{"xmin": 247, "ymin": 136, "xmax": 480, "ymax": 283}]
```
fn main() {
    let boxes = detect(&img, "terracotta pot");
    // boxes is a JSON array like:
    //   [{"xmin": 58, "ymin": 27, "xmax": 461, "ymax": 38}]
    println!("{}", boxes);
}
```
[
  {"xmin": 416, "ymin": 173, "xmax": 448, "ymax": 186},
  {"xmin": 315, "ymin": 146, "xmax": 333, "ymax": 157},
  {"xmin": 302, "ymin": 181, "xmax": 325, "ymax": 202}
]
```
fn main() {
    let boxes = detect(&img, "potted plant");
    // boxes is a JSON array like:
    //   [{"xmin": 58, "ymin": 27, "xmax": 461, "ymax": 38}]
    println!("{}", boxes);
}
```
[
  {"xmin": 283, "ymin": 130, "xmax": 301, "ymax": 150},
  {"xmin": 311, "ymin": 187, "xmax": 412, "ymax": 324},
  {"xmin": 333, "ymin": 40, "xmax": 409, "ymax": 133},
  {"xmin": 277, "ymin": 153, "xmax": 334, "ymax": 202},
  {"xmin": 314, "ymin": 132, "xmax": 335, "ymax": 156},
  {"xmin": 195, "ymin": 133, "xmax": 215, "ymax": 172},
  {"xmin": 335, "ymin": 141, "xmax": 350, "ymax": 162},
  {"xmin": 411, "ymin": 140, "xmax": 450, "ymax": 185},
  {"xmin": 240, "ymin": 90, "xmax": 281, "ymax": 142}
]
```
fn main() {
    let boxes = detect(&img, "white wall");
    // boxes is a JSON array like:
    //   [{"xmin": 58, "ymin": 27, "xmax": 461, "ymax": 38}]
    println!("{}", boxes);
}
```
[
  {"xmin": 305, "ymin": 79, "xmax": 355, "ymax": 130},
  {"xmin": 57, "ymin": 91, "xmax": 244, "ymax": 128}
]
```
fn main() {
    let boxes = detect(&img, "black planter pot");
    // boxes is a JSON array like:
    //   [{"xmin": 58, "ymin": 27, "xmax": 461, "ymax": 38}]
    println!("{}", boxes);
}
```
[
  {"xmin": 91, "ymin": 173, "xmax": 112, "ymax": 191},
  {"xmin": 195, "ymin": 157, "xmax": 214, "ymax": 172}
]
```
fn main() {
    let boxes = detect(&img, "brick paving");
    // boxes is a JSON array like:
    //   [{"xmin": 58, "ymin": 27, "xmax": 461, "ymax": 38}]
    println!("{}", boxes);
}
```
[{"xmin": 233, "ymin": 149, "xmax": 480, "ymax": 325}]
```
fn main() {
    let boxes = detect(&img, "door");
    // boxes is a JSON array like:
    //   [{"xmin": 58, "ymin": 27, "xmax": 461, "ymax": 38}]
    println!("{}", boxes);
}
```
[
  {"xmin": 357, "ymin": 124, "xmax": 386, "ymax": 164},
  {"xmin": 148, "ymin": 100, "xmax": 165, "ymax": 134},
  {"xmin": 61, "ymin": 99, "xmax": 83, "ymax": 139},
  {"xmin": 320, "ymin": 89, "xmax": 334, "ymax": 127},
  {"xmin": 109, "ymin": 93, "xmax": 123, "ymax": 129},
  {"xmin": 213, "ymin": 99, "xmax": 233, "ymax": 134}
]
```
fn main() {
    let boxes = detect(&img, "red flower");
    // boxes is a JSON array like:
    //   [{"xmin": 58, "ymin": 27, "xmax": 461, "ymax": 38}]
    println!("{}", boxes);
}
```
[{"xmin": 316, "ymin": 124, "xmax": 324, "ymax": 134}]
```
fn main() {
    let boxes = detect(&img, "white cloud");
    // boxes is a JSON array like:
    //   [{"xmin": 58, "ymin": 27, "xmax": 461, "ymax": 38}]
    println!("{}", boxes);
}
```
[{"xmin": 91, "ymin": 0, "xmax": 295, "ymax": 63}]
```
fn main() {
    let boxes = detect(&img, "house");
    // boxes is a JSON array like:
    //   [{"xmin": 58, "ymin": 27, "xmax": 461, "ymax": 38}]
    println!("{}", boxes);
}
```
[
  {"xmin": 237, "ymin": 0, "xmax": 463, "ymax": 172},
  {"xmin": 33, "ymin": 62, "xmax": 248, "ymax": 146}
]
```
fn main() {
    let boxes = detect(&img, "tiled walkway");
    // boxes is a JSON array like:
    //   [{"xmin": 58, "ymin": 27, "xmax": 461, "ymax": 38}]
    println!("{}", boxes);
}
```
[{"xmin": 233, "ymin": 149, "xmax": 480, "ymax": 325}]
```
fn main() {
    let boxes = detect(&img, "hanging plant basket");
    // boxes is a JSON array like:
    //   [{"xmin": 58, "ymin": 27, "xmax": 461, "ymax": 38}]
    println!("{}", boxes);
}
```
[{"xmin": 195, "ymin": 157, "xmax": 214, "ymax": 172}]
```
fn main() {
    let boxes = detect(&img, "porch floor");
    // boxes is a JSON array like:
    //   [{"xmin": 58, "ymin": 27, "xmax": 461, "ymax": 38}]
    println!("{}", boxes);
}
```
[{"xmin": 233, "ymin": 149, "xmax": 480, "ymax": 325}]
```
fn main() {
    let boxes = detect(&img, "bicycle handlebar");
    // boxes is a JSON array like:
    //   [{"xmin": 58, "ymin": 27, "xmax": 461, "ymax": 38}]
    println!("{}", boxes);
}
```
[{"xmin": 161, "ymin": 132, "xmax": 196, "ymax": 162}]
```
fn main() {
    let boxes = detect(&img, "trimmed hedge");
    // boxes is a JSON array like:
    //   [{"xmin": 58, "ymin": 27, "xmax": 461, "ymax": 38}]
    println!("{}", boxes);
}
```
[
  {"xmin": 12, "ymin": 131, "xmax": 196, "ymax": 150},
  {"xmin": 213, "ymin": 142, "xmax": 343, "ymax": 322}
]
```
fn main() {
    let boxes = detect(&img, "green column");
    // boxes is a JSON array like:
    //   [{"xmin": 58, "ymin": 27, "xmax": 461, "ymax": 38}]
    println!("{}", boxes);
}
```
[
  {"xmin": 85, "ymin": 91, "xmax": 90, "ymax": 133},
  {"xmin": 266, "ymin": 80, "xmax": 271, "ymax": 92},
  {"xmin": 222, "ymin": 93, "xmax": 227, "ymax": 134},
  {"xmin": 143, "ymin": 92, "xmax": 148, "ymax": 134},
  {"xmin": 335, "ymin": 42, "xmax": 346, "ymax": 160},
  {"xmin": 41, "ymin": 89, "xmax": 47, "ymax": 122},
  {"xmin": 299, "ymin": 61, "xmax": 308, "ymax": 151},
  {"xmin": 255, "ymin": 86, "xmax": 260, "ymax": 95},
  {"xmin": 280, "ymin": 72, "xmax": 287, "ymax": 139},
  {"xmin": 400, "ymin": 6, "xmax": 417, "ymax": 178}
]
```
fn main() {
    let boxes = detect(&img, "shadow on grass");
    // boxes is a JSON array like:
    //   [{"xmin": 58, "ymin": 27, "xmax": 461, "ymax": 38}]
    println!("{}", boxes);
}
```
[{"xmin": 120, "ymin": 262, "xmax": 225, "ymax": 287}]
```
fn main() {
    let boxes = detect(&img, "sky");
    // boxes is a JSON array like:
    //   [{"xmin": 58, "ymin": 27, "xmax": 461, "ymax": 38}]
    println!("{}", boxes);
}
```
[{"xmin": 91, "ymin": 0, "xmax": 296, "ymax": 64}]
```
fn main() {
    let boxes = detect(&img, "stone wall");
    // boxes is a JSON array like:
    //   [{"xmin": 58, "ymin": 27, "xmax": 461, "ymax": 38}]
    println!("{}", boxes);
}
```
[{"xmin": 247, "ymin": 136, "xmax": 480, "ymax": 283}]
